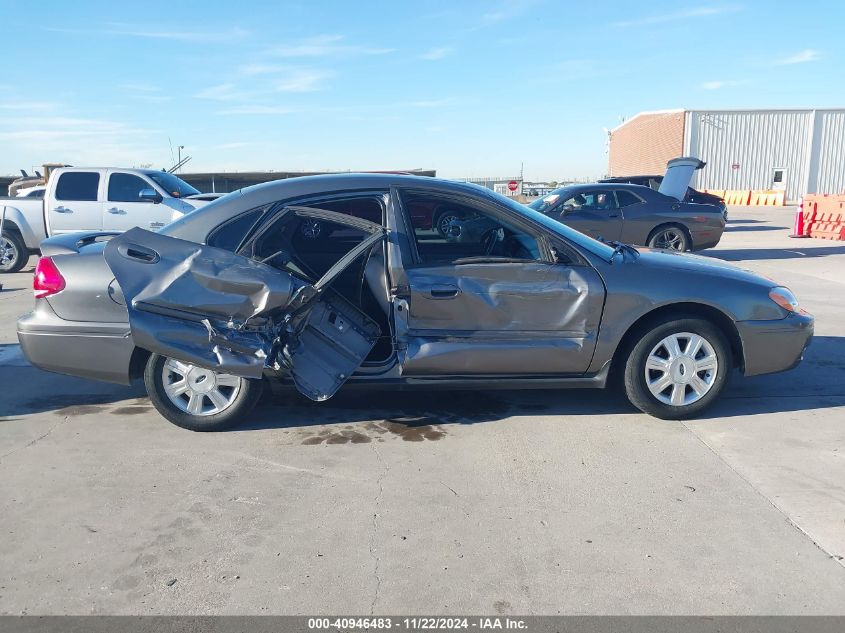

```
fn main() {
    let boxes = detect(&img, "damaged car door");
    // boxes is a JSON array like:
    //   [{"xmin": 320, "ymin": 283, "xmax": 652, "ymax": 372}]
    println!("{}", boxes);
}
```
[
  {"xmin": 394, "ymin": 189, "xmax": 605, "ymax": 376},
  {"xmin": 103, "ymin": 206, "xmax": 387, "ymax": 400}
]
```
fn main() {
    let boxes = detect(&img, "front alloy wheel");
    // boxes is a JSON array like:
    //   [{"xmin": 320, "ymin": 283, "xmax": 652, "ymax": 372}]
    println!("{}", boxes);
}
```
[
  {"xmin": 623, "ymin": 318, "xmax": 730, "ymax": 420},
  {"xmin": 144, "ymin": 354, "xmax": 263, "ymax": 431}
]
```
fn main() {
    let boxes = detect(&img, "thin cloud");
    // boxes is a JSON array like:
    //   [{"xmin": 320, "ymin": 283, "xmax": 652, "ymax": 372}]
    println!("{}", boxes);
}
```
[
  {"xmin": 404, "ymin": 98, "xmax": 457, "ymax": 108},
  {"xmin": 268, "ymin": 34, "xmax": 394, "ymax": 58},
  {"xmin": 420, "ymin": 46, "xmax": 453, "ymax": 61},
  {"xmin": 479, "ymin": 0, "xmax": 539, "ymax": 25},
  {"xmin": 194, "ymin": 83, "xmax": 248, "ymax": 101},
  {"xmin": 0, "ymin": 116, "xmax": 161, "ymax": 166},
  {"xmin": 0, "ymin": 101, "xmax": 56, "ymax": 111},
  {"xmin": 119, "ymin": 82, "xmax": 161, "ymax": 92},
  {"xmin": 274, "ymin": 69, "xmax": 333, "ymax": 93},
  {"xmin": 613, "ymin": 5, "xmax": 741, "ymax": 28},
  {"xmin": 775, "ymin": 49, "xmax": 821, "ymax": 65},
  {"xmin": 45, "ymin": 23, "xmax": 248, "ymax": 42},
  {"xmin": 217, "ymin": 106, "xmax": 298, "ymax": 116},
  {"xmin": 700, "ymin": 79, "xmax": 748, "ymax": 90}
]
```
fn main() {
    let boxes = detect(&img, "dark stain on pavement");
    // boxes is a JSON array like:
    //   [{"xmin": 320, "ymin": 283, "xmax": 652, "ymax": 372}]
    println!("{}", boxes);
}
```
[
  {"xmin": 300, "ymin": 419, "xmax": 447, "ymax": 445},
  {"xmin": 112, "ymin": 406, "xmax": 151, "ymax": 415}
]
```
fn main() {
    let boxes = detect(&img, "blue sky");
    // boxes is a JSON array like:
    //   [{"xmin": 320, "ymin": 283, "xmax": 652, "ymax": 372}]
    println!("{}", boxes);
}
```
[{"xmin": 1, "ymin": 0, "xmax": 842, "ymax": 180}]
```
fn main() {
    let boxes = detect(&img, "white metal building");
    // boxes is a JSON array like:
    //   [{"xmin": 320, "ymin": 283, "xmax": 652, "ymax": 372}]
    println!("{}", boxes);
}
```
[{"xmin": 608, "ymin": 108, "xmax": 845, "ymax": 203}]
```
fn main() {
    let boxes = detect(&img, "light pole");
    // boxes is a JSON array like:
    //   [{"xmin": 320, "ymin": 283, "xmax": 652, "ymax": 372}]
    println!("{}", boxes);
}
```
[{"xmin": 177, "ymin": 145, "xmax": 185, "ymax": 171}]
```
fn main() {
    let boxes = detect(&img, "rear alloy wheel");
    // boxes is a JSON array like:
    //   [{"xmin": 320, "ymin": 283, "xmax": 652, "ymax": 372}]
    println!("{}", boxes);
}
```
[
  {"xmin": 623, "ymin": 318, "xmax": 730, "ymax": 420},
  {"xmin": 648, "ymin": 226, "xmax": 689, "ymax": 251},
  {"xmin": 144, "ymin": 354, "xmax": 263, "ymax": 431},
  {"xmin": 0, "ymin": 231, "xmax": 27, "ymax": 273}
]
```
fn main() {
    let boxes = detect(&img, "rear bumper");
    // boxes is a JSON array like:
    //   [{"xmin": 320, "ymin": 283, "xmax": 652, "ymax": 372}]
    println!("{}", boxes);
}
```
[
  {"xmin": 17, "ymin": 307, "xmax": 135, "ymax": 385},
  {"xmin": 737, "ymin": 312, "xmax": 814, "ymax": 376}
]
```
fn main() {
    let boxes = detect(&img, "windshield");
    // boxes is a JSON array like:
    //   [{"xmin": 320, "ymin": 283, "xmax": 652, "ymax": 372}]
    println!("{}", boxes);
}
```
[
  {"xmin": 528, "ymin": 188, "xmax": 572, "ymax": 213},
  {"xmin": 148, "ymin": 171, "xmax": 200, "ymax": 198},
  {"xmin": 492, "ymin": 190, "xmax": 617, "ymax": 260}
]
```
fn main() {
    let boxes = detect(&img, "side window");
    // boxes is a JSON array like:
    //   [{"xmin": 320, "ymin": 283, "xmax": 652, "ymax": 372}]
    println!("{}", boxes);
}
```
[
  {"xmin": 55, "ymin": 172, "xmax": 100, "ymax": 201},
  {"xmin": 207, "ymin": 207, "xmax": 267, "ymax": 252},
  {"xmin": 252, "ymin": 196, "xmax": 384, "ymax": 281},
  {"xmin": 401, "ymin": 191, "xmax": 543, "ymax": 265},
  {"xmin": 108, "ymin": 173, "xmax": 151, "ymax": 203},
  {"xmin": 615, "ymin": 190, "xmax": 643, "ymax": 207},
  {"xmin": 561, "ymin": 191, "xmax": 617, "ymax": 212}
]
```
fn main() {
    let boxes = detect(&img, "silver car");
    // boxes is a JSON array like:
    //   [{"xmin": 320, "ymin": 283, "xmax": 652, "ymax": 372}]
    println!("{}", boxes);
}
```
[{"xmin": 17, "ymin": 174, "xmax": 813, "ymax": 430}]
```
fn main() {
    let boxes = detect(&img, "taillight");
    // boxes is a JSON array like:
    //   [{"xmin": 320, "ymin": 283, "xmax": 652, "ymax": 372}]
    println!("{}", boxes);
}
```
[{"xmin": 33, "ymin": 257, "xmax": 66, "ymax": 298}]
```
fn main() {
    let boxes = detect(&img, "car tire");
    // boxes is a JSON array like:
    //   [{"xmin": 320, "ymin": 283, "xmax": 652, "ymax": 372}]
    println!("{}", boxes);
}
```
[
  {"xmin": 144, "ymin": 353, "xmax": 263, "ymax": 431},
  {"xmin": 623, "ymin": 317, "xmax": 731, "ymax": 420},
  {"xmin": 647, "ymin": 225, "xmax": 690, "ymax": 251},
  {"xmin": 0, "ymin": 230, "xmax": 28, "ymax": 273},
  {"xmin": 435, "ymin": 210, "xmax": 462, "ymax": 237}
]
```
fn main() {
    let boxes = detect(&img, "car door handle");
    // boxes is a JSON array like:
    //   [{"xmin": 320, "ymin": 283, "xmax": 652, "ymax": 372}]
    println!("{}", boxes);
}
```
[
  {"xmin": 116, "ymin": 243, "xmax": 160, "ymax": 264},
  {"xmin": 107, "ymin": 207, "xmax": 126, "ymax": 215},
  {"xmin": 608, "ymin": 214, "xmax": 619, "ymax": 218},
  {"xmin": 428, "ymin": 284, "xmax": 460, "ymax": 299},
  {"xmin": 52, "ymin": 206, "xmax": 72, "ymax": 213}
]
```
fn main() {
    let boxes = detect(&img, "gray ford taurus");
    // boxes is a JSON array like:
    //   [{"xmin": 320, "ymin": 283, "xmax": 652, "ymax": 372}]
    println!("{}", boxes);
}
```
[{"xmin": 17, "ymin": 174, "xmax": 813, "ymax": 430}]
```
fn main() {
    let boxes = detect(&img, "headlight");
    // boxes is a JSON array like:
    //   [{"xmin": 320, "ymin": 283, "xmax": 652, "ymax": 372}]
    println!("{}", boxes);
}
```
[{"xmin": 768, "ymin": 286, "xmax": 802, "ymax": 314}]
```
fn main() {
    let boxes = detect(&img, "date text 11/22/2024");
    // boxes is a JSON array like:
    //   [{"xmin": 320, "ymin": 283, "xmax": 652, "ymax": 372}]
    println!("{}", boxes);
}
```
[{"xmin": 308, "ymin": 617, "xmax": 528, "ymax": 630}]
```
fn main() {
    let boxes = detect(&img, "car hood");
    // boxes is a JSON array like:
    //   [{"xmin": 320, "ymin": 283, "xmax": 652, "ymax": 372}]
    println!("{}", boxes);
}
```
[{"xmin": 633, "ymin": 247, "xmax": 774, "ymax": 288}]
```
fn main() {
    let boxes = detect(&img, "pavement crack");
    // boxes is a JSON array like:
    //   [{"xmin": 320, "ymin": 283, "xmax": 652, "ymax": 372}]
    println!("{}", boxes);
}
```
[
  {"xmin": 682, "ymin": 421, "xmax": 845, "ymax": 570},
  {"xmin": 0, "ymin": 416, "xmax": 67, "ymax": 463},
  {"xmin": 369, "ymin": 441, "xmax": 388, "ymax": 615}
]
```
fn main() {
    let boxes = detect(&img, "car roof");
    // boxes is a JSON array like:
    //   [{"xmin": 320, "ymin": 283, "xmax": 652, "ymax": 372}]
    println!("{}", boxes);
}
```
[
  {"xmin": 600, "ymin": 175, "xmax": 660, "ymax": 182},
  {"xmin": 162, "ymin": 173, "xmax": 495, "ymax": 241},
  {"xmin": 560, "ymin": 182, "xmax": 657, "ymax": 194}
]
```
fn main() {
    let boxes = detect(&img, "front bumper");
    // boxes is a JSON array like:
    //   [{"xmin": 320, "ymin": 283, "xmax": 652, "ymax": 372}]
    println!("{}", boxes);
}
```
[
  {"xmin": 17, "ymin": 305, "xmax": 135, "ymax": 385},
  {"xmin": 736, "ymin": 312, "xmax": 814, "ymax": 376}
]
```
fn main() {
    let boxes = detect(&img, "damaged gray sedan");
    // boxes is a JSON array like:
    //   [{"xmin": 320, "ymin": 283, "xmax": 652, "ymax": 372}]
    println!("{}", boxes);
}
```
[{"xmin": 18, "ymin": 174, "xmax": 813, "ymax": 430}]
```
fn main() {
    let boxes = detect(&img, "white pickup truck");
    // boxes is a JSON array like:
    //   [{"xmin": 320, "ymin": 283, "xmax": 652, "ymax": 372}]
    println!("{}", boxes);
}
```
[{"xmin": 1, "ymin": 167, "xmax": 213, "ymax": 272}]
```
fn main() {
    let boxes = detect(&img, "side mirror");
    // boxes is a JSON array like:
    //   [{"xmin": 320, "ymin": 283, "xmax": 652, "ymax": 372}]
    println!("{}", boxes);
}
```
[{"xmin": 139, "ymin": 188, "xmax": 162, "ymax": 204}]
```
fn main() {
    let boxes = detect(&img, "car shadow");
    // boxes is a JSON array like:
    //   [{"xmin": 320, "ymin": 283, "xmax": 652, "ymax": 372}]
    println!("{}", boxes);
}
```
[
  {"xmin": 4, "ymin": 334, "xmax": 842, "ymax": 434},
  {"xmin": 705, "ymin": 245, "xmax": 845, "ymax": 261},
  {"xmin": 724, "ymin": 225, "xmax": 788, "ymax": 232},
  {"xmin": 699, "ymin": 335, "xmax": 845, "ymax": 419},
  {"xmin": 236, "ymin": 335, "xmax": 845, "ymax": 435}
]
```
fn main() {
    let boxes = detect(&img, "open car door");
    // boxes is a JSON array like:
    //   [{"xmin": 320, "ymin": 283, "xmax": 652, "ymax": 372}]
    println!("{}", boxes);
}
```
[
  {"xmin": 658, "ymin": 157, "xmax": 705, "ymax": 201},
  {"xmin": 104, "ymin": 206, "xmax": 387, "ymax": 401}
]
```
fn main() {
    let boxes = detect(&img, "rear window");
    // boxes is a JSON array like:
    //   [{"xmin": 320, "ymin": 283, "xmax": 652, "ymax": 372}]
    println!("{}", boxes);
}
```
[
  {"xmin": 207, "ymin": 208, "xmax": 267, "ymax": 252},
  {"xmin": 616, "ymin": 190, "xmax": 643, "ymax": 207},
  {"xmin": 55, "ymin": 172, "xmax": 100, "ymax": 201}
]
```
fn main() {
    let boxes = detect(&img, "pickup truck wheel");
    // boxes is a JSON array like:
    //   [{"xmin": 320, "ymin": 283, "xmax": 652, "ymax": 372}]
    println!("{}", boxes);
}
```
[
  {"xmin": 623, "ymin": 318, "xmax": 730, "ymax": 420},
  {"xmin": 0, "ymin": 230, "xmax": 27, "ymax": 273},
  {"xmin": 144, "ymin": 354, "xmax": 263, "ymax": 431}
]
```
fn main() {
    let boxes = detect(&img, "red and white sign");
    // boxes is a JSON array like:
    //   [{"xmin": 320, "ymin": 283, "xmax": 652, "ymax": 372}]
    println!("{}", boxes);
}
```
[{"xmin": 507, "ymin": 180, "xmax": 519, "ymax": 192}]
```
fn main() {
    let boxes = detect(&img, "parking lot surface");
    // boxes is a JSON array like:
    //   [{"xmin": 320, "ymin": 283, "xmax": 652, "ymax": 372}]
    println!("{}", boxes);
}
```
[{"xmin": 1, "ymin": 205, "xmax": 844, "ymax": 615}]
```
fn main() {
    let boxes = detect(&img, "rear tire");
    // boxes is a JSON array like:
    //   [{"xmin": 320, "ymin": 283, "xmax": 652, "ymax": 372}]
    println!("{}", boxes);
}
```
[
  {"xmin": 647, "ymin": 225, "xmax": 690, "ymax": 251},
  {"xmin": 0, "ymin": 230, "xmax": 27, "ymax": 273},
  {"xmin": 144, "ymin": 353, "xmax": 263, "ymax": 431},
  {"xmin": 623, "ymin": 318, "xmax": 730, "ymax": 420}
]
